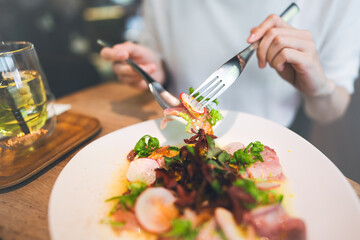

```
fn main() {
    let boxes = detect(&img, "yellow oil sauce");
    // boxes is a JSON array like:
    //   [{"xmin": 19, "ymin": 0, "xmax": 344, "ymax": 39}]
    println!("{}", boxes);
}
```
[
  {"xmin": 278, "ymin": 180, "xmax": 296, "ymax": 216},
  {"xmin": 101, "ymin": 156, "xmax": 157, "ymax": 240}
]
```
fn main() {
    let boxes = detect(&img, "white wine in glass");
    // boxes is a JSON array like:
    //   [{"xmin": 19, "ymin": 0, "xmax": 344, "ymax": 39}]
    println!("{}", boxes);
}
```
[{"xmin": 0, "ymin": 42, "xmax": 56, "ymax": 149}]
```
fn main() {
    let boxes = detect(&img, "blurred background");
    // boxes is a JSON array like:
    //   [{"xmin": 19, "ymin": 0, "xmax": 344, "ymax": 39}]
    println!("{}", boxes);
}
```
[
  {"xmin": 0, "ymin": 0, "xmax": 142, "ymax": 97},
  {"xmin": 0, "ymin": 0, "xmax": 359, "ymax": 182}
]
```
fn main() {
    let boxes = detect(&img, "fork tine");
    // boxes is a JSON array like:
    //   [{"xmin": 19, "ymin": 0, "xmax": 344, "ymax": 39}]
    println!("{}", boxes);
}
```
[
  {"xmin": 200, "ymin": 83, "xmax": 225, "ymax": 109},
  {"xmin": 197, "ymin": 80, "xmax": 222, "ymax": 105},
  {"xmin": 192, "ymin": 76, "xmax": 219, "ymax": 103},
  {"xmin": 189, "ymin": 73, "xmax": 217, "ymax": 98}
]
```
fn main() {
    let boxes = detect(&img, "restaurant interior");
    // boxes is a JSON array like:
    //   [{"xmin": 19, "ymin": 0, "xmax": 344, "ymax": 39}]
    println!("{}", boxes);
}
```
[
  {"xmin": 3, "ymin": 0, "xmax": 358, "ymax": 180},
  {"xmin": 1, "ymin": 0, "xmax": 360, "ymax": 239},
  {"xmin": 1, "ymin": 0, "xmax": 359, "ymax": 180}
]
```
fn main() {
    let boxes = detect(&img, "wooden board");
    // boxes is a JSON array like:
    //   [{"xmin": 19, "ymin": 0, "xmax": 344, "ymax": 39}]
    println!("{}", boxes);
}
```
[{"xmin": 0, "ymin": 111, "xmax": 101, "ymax": 189}]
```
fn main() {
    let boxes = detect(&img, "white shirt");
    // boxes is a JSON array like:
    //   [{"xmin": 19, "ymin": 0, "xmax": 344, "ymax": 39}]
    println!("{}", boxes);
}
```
[{"xmin": 139, "ymin": 0, "xmax": 360, "ymax": 127}]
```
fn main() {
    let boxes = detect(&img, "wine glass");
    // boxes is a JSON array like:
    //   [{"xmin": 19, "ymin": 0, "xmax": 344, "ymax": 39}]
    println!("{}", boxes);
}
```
[{"xmin": 0, "ymin": 41, "xmax": 56, "ymax": 156}]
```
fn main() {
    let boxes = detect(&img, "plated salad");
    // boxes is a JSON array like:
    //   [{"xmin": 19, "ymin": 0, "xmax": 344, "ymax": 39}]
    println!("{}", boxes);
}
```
[{"xmin": 103, "ymin": 90, "xmax": 306, "ymax": 240}]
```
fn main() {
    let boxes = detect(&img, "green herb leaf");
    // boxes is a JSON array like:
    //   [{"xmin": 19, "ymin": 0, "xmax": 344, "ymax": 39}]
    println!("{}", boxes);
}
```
[
  {"xmin": 207, "ymin": 159, "xmax": 221, "ymax": 168},
  {"xmin": 107, "ymin": 182, "xmax": 147, "ymax": 214},
  {"xmin": 169, "ymin": 146, "xmax": 180, "ymax": 151},
  {"xmin": 217, "ymin": 151, "xmax": 231, "ymax": 163},
  {"xmin": 233, "ymin": 179, "xmax": 283, "ymax": 208},
  {"xmin": 238, "ymin": 164, "xmax": 246, "ymax": 175},
  {"xmin": 206, "ymin": 135, "xmax": 215, "ymax": 159},
  {"xmin": 186, "ymin": 145, "xmax": 196, "ymax": 156},
  {"xmin": 233, "ymin": 141, "xmax": 265, "ymax": 165},
  {"xmin": 165, "ymin": 155, "xmax": 183, "ymax": 166},
  {"xmin": 211, "ymin": 179, "xmax": 223, "ymax": 194},
  {"xmin": 133, "ymin": 135, "xmax": 160, "ymax": 158},
  {"xmin": 207, "ymin": 109, "xmax": 223, "ymax": 126},
  {"xmin": 100, "ymin": 217, "xmax": 125, "ymax": 228},
  {"xmin": 178, "ymin": 112, "xmax": 193, "ymax": 133},
  {"xmin": 164, "ymin": 219, "xmax": 198, "ymax": 240}
]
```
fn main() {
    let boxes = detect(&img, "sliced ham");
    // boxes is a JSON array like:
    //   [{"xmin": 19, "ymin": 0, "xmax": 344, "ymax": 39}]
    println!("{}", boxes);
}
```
[
  {"xmin": 242, "ymin": 146, "xmax": 285, "ymax": 182},
  {"xmin": 243, "ymin": 204, "xmax": 306, "ymax": 240},
  {"xmin": 215, "ymin": 208, "xmax": 246, "ymax": 240},
  {"xmin": 161, "ymin": 105, "xmax": 214, "ymax": 135},
  {"xmin": 112, "ymin": 209, "xmax": 141, "ymax": 232},
  {"xmin": 223, "ymin": 142, "xmax": 245, "ymax": 155}
]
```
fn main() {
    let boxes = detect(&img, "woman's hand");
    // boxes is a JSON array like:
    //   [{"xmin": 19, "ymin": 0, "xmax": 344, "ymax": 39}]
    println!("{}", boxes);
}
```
[
  {"xmin": 100, "ymin": 41, "xmax": 165, "ymax": 89},
  {"xmin": 248, "ymin": 14, "xmax": 350, "ymax": 123},
  {"xmin": 247, "ymin": 14, "xmax": 334, "ymax": 97}
]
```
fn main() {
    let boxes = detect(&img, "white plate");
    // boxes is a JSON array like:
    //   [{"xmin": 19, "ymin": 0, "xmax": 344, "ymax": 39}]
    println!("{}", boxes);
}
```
[{"xmin": 48, "ymin": 111, "xmax": 360, "ymax": 240}]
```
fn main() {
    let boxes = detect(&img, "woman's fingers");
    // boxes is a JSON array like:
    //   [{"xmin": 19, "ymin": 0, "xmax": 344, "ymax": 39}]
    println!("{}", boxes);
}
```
[
  {"xmin": 129, "ymin": 80, "xmax": 148, "ymax": 89},
  {"xmin": 266, "ymin": 35, "xmax": 315, "ymax": 67},
  {"xmin": 256, "ymin": 28, "xmax": 313, "ymax": 68},
  {"xmin": 247, "ymin": 14, "xmax": 289, "ymax": 43},
  {"xmin": 271, "ymin": 48, "xmax": 304, "ymax": 73},
  {"xmin": 100, "ymin": 41, "xmax": 165, "ymax": 88},
  {"xmin": 271, "ymin": 48, "xmax": 325, "ymax": 96},
  {"xmin": 113, "ymin": 62, "xmax": 156, "ymax": 77},
  {"xmin": 248, "ymin": 14, "xmax": 330, "ymax": 98},
  {"xmin": 101, "ymin": 41, "xmax": 149, "ymax": 62},
  {"xmin": 112, "ymin": 62, "xmax": 157, "ymax": 87}
]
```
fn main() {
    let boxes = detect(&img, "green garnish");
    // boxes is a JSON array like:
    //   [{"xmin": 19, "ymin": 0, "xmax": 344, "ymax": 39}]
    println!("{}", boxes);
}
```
[
  {"xmin": 178, "ymin": 112, "xmax": 193, "ymax": 132},
  {"xmin": 207, "ymin": 108, "xmax": 223, "ymax": 126},
  {"xmin": 169, "ymin": 146, "xmax": 180, "ymax": 151},
  {"xmin": 185, "ymin": 145, "xmax": 196, "ymax": 156},
  {"xmin": 106, "ymin": 182, "xmax": 147, "ymax": 214},
  {"xmin": 233, "ymin": 179, "xmax": 283, "ymax": 208},
  {"xmin": 164, "ymin": 219, "xmax": 198, "ymax": 240},
  {"xmin": 134, "ymin": 135, "xmax": 160, "ymax": 158},
  {"xmin": 164, "ymin": 155, "xmax": 183, "ymax": 166},
  {"xmin": 217, "ymin": 151, "xmax": 231, "ymax": 163},
  {"xmin": 188, "ymin": 87, "xmax": 223, "ymax": 126},
  {"xmin": 100, "ymin": 217, "xmax": 125, "ymax": 228},
  {"xmin": 211, "ymin": 179, "xmax": 223, "ymax": 194},
  {"xmin": 233, "ymin": 141, "xmax": 264, "ymax": 165}
]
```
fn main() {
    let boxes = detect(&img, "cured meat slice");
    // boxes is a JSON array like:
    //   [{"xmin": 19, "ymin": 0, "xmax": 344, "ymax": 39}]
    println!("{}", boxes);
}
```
[
  {"xmin": 215, "ymin": 207, "xmax": 246, "ymax": 240},
  {"xmin": 242, "ymin": 146, "xmax": 285, "ymax": 182},
  {"xmin": 244, "ymin": 204, "xmax": 306, "ymax": 240},
  {"xmin": 161, "ymin": 105, "xmax": 213, "ymax": 135},
  {"xmin": 223, "ymin": 142, "xmax": 245, "ymax": 155}
]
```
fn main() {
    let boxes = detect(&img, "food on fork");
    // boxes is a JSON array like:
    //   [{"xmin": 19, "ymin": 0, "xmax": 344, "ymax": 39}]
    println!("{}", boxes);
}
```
[
  {"xmin": 103, "ymin": 91, "xmax": 306, "ymax": 240},
  {"xmin": 161, "ymin": 88, "xmax": 223, "ymax": 135}
]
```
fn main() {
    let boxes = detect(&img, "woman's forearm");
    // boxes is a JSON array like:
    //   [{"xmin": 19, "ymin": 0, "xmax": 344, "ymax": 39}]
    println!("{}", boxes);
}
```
[{"xmin": 303, "ymin": 81, "xmax": 350, "ymax": 124}]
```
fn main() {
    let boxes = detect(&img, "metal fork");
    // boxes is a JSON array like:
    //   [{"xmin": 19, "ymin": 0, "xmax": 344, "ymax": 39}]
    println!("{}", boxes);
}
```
[
  {"xmin": 189, "ymin": 2, "xmax": 300, "ymax": 110},
  {"xmin": 97, "ymin": 39, "xmax": 180, "ymax": 109}
]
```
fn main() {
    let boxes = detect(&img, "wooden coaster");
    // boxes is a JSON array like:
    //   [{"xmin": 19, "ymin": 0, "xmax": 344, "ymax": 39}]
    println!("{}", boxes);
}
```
[{"xmin": 0, "ymin": 111, "xmax": 101, "ymax": 189}]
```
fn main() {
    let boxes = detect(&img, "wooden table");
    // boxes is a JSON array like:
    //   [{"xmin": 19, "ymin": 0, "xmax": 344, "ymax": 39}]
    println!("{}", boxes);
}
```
[{"xmin": 0, "ymin": 82, "xmax": 359, "ymax": 240}]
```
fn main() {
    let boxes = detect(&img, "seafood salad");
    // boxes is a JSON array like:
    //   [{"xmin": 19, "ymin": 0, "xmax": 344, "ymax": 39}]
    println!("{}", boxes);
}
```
[{"xmin": 103, "ymin": 90, "xmax": 306, "ymax": 240}]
